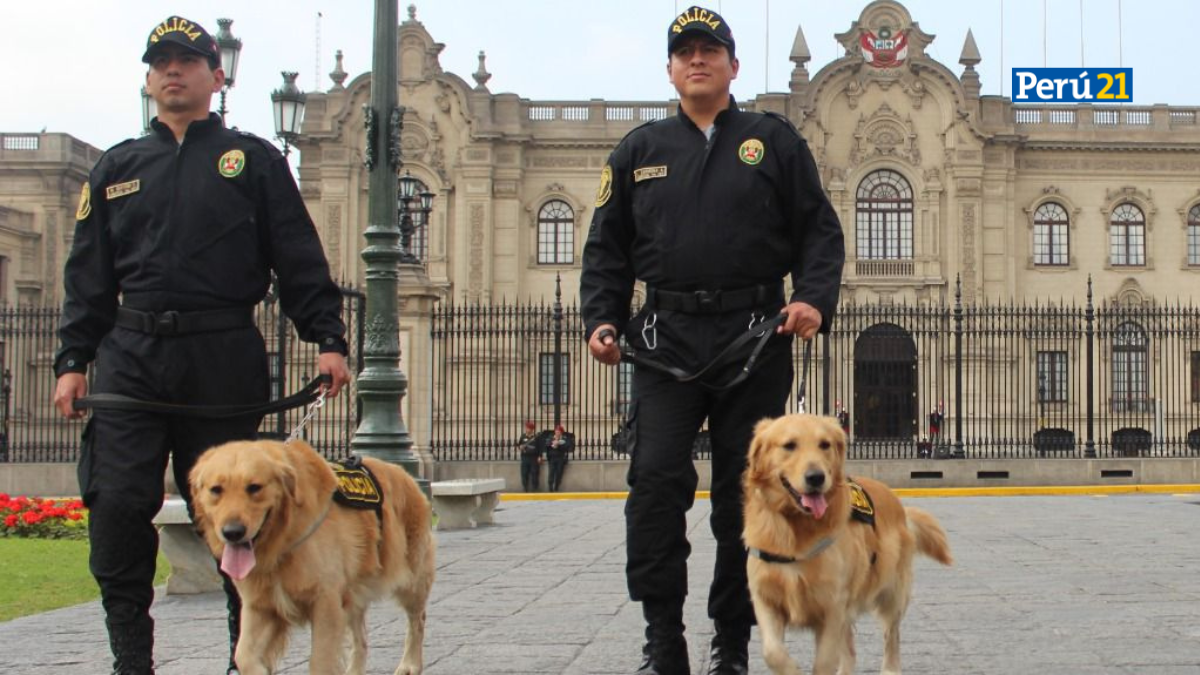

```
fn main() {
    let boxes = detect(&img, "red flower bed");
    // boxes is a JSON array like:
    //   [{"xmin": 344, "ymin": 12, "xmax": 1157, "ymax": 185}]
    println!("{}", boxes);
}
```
[{"xmin": 0, "ymin": 493, "xmax": 88, "ymax": 539}]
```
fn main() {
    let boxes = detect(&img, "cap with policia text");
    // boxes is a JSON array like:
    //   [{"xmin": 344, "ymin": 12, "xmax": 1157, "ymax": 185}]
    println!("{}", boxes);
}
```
[
  {"xmin": 667, "ymin": 6, "xmax": 735, "ymax": 54},
  {"xmin": 142, "ymin": 16, "xmax": 220, "ymax": 66}
]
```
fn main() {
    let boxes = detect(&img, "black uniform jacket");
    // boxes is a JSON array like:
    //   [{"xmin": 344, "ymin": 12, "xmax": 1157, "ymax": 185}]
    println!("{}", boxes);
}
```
[
  {"xmin": 580, "ymin": 99, "xmax": 844, "ymax": 371},
  {"xmin": 55, "ymin": 114, "xmax": 346, "ymax": 376}
]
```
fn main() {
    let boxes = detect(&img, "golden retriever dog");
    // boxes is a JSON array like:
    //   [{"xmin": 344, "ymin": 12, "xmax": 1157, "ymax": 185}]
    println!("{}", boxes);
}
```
[
  {"xmin": 190, "ymin": 439, "xmax": 434, "ymax": 675},
  {"xmin": 742, "ymin": 414, "xmax": 952, "ymax": 675}
]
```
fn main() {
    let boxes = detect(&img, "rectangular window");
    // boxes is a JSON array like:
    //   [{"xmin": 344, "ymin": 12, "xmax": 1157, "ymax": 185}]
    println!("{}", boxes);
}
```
[
  {"xmin": 1036, "ymin": 351, "xmax": 1068, "ymax": 403},
  {"xmin": 539, "ymin": 352, "xmax": 570, "ymax": 405},
  {"xmin": 1033, "ymin": 224, "xmax": 1068, "ymax": 265},
  {"xmin": 1189, "ymin": 224, "xmax": 1200, "ymax": 266},
  {"xmin": 1192, "ymin": 352, "xmax": 1200, "ymax": 403},
  {"xmin": 537, "ymin": 222, "xmax": 575, "ymax": 264},
  {"xmin": 1110, "ymin": 223, "xmax": 1145, "ymax": 266}
]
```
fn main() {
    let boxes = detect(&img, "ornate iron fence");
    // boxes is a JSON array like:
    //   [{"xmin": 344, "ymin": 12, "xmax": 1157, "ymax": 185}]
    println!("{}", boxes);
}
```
[
  {"xmin": 0, "ymin": 286, "xmax": 364, "ymax": 463},
  {"xmin": 430, "ymin": 278, "xmax": 1200, "ymax": 461}
]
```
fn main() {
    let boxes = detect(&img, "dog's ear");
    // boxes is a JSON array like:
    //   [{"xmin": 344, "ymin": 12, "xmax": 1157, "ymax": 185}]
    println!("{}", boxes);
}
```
[
  {"xmin": 276, "ymin": 453, "xmax": 299, "ymax": 506},
  {"xmin": 189, "ymin": 451, "xmax": 209, "ymax": 494},
  {"xmin": 744, "ymin": 417, "xmax": 776, "ymax": 483}
]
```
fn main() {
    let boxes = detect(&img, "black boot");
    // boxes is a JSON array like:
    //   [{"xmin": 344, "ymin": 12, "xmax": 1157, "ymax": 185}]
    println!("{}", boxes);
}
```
[
  {"xmin": 706, "ymin": 620, "xmax": 750, "ymax": 675},
  {"xmin": 635, "ymin": 600, "xmax": 690, "ymax": 675},
  {"xmin": 107, "ymin": 615, "xmax": 155, "ymax": 675}
]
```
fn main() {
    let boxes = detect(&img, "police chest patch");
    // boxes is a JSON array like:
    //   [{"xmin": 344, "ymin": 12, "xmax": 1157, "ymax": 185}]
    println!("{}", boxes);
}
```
[
  {"xmin": 218, "ymin": 149, "xmax": 246, "ymax": 178},
  {"xmin": 329, "ymin": 457, "xmax": 383, "ymax": 511},
  {"xmin": 633, "ymin": 165, "xmax": 668, "ymax": 182},
  {"xmin": 738, "ymin": 139, "xmax": 765, "ymax": 165},
  {"xmin": 106, "ymin": 180, "xmax": 140, "ymax": 200},
  {"xmin": 595, "ymin": 165, "xmax": 613, "ymax": 207},
  {"xmin": 75, "ymin": 183, "xmax": 91, "ymax": 221}
]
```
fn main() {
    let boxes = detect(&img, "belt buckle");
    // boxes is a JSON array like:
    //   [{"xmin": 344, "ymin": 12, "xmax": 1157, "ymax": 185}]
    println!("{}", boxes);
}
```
[
  {"xmin": 153, "ymin": 311, "xmax": 180, "ymax": 336},
  {"xmin": 694, "ymin": 289, "xmax": 720, "ymax": 312}
]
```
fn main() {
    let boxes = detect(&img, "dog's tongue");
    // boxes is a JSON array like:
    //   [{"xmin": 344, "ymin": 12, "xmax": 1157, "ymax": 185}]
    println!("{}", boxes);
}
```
[
  {"xmin": 221, "ymin": 542, "xmax": 256, "ymax": 580},
  {"xmin": 802, "ymin": 493, "xmax": 828, "ymax": 520}
]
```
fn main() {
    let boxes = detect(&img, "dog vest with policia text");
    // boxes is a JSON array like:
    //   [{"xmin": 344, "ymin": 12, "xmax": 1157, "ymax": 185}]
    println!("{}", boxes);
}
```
[
  {"xmin": 847, "ymin": 477, "xmax": 875, "ymax": 527},
  {"xmin": 329, "ymin": 456, "xmax": 383, "ymax": 513}
]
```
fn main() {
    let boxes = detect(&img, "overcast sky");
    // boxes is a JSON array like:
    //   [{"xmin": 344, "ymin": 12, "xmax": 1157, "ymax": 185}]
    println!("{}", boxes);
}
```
[{"xmin": 3, "ymin": 0, "xmax": 1193, "ymax": 152}]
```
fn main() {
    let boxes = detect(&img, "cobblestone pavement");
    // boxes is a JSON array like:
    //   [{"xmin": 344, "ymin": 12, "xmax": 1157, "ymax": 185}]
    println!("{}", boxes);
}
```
[{"xmin": 3, "ymin": 493, "xmax": 1200, "ymax": 674}]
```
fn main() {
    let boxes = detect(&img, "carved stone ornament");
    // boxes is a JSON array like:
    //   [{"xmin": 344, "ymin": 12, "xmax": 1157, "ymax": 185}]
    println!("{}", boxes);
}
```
[
  {"xmin": 389, "ymin": 106, "xmax": 404, "ymax": 169},
  {"xmin": 848, "ymin": 103, "xmax": 921, "ymax": 169},
  {"xmin": 362, "ymin": 105, "xmax": 376, "ymax": 171}
]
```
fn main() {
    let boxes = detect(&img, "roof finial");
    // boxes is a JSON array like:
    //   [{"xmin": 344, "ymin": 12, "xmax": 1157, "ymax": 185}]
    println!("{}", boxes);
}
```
[
  {"xmin": 329, "ymin": 49, "xmax": 348, "ymax": 90},
  {"xmin": 472, "ymin": 51, "xmax": 492, "ymax": 90}
]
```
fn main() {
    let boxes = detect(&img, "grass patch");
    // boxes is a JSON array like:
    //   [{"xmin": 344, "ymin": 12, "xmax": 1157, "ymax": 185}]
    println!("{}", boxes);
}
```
[{"xmin": 0, "ymin": 538, "xmax": 170, "ymax": 622}]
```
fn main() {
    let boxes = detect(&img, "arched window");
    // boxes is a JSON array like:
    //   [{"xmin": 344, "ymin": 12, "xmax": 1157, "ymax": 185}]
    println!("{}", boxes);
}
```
[
  {"xmin": 537, "ymin": 199, "xmax": 574, "ymax": 264},
  {"xmin": 1033, "ymin": 202, "xmax": 1069, "ymax": 266},
  {"xmin": 1109, "ymin": 203, "xmax": 1145, "ymax": 266},
  {"xmin": 855, "ymin": 170, "xmax": 913, "ymax": 260},
  {"xmin": 1187, "ymin": 204, "xmax": 1200, "ymax": 266},
  {"xmin": 1111, "ymin": 322, "xmax": 1149, "ymax": 413}
]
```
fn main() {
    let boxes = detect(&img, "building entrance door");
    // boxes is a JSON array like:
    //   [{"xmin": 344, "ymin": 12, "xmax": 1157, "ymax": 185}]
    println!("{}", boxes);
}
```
[{"xmin": 853, "ymin": 323, "xmax": 917, "ymax": 440}]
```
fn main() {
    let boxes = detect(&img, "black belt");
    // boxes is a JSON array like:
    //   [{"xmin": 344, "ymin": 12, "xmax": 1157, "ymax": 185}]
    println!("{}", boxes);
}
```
[
  {"xmin": 644, "ymin": 284, "xmax": 782, "ymax": 314},
  {"xmin": 116, "ymin": 306, "xmax": 254, "ymax": 336}
]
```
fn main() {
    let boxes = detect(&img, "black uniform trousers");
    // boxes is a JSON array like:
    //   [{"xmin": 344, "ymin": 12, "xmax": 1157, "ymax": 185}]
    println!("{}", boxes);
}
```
[
  {"xmin": 547, "ymin": 452, "xmax": 568, "ymax": 492},
  {"xmin": 78, "ymin": 324, "xmax": 269, "ymax": 628},
  {"xmin": 624, "ymin": 345, "xmax": 792, "ymax": 625},
  {"xmin": 520, "ymin": 452, "xmax": 542, "ymax": 492}
]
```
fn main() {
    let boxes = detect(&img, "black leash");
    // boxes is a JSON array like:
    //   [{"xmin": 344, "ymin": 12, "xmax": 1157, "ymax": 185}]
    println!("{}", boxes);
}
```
[
  {"xmin": 73, "ymin": 375, "xmax": 331, "ymax": 419},
  {"xmin": 617, "ymin": 313, "xmax": 787, "ymax": 392},
  {"xmin": 796, "ymin": 338, "xmax": 812, "ymax": 413}
]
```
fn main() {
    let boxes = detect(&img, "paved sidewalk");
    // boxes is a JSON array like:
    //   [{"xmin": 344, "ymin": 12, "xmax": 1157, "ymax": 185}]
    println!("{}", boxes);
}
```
[{"xmin": 3, "ymin": 493, "xmax": 1200, "ymax": 674}]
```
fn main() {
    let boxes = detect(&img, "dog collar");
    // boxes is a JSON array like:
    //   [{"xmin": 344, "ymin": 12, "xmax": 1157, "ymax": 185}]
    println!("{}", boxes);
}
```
[
  {"xmin": 747, "ymin": 536, "xmax": 835, "ymax": 565},
  {"xmin": 283, "ymin": 500, "xmax": 333, "ymax": 555}
]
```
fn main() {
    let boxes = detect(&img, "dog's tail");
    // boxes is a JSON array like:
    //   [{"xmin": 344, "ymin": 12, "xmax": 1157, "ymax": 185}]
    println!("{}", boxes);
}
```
[{"xmin": 905, "ymin": 507, "xmax": 953, "ymax": 566}]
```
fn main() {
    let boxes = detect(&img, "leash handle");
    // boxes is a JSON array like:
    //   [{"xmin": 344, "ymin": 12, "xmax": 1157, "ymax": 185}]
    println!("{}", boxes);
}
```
[{"xmin": 74, "ymin": 375, "xmax": 328, "ymax": 419}]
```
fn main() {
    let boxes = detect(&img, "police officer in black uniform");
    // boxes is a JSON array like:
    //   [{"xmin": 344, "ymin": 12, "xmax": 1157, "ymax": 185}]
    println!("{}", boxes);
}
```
[
  {"xmin": 518, "ymin": 419, "xmax": 544, "ymax": 491},
  {"xmin": 51, "ymin": 16, "xmax": 352, "ymax": 675},
  {"xmin": 580, "ymin": 7, "xmax": 844, "ymax": 674}
]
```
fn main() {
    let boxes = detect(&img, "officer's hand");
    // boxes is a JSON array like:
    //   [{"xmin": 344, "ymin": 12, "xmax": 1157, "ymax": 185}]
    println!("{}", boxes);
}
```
[
  {"xmin": 317, "ymin": 352, "xmax": 352, "ymax": 398},
  {"xmin": 778, "ymin": 302, "xmax": 823, "ymax": 340},
  {"xmin": 588, "ymin": 324, "xmax": 622, "ymax": 366},
  {"xmin": 53, "ymin": 373, "xmax": 88, "ymax": 420}
]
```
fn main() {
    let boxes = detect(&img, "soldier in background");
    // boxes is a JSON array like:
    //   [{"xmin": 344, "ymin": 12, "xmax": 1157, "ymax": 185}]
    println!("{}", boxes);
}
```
[
  {"xmin": 545, "ymin": 424, "xmax": 575, "ymax": 492},
  {"xmin": 517, "ymin": 420, "xmax": 544, "ymax": 492}
]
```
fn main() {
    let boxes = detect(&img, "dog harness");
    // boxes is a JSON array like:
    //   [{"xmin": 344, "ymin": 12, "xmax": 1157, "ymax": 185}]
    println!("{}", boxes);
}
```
[
  {"xmin": 330, "ymin": 456, "xmax": 384, "ymax": 513},
  {"xmin": 746, "ymin": 478, "xmax": 876, "ymax": 565}
]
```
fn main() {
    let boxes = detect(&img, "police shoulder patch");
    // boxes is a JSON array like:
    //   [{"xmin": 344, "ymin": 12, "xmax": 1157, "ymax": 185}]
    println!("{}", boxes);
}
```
[
  {"xmin": 75, "ymin": 183, "xmax": 92, "ymax": 221},
  {"xmin": 218, "ymin": 149, "xmax": 246, "ymax": 178},
  {"xmin": 595, "ymin": 164, "xmax": 613, "ymax": 207}
]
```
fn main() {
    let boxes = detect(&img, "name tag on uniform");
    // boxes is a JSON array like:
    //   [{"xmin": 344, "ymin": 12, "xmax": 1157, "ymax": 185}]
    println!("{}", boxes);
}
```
[
  {"xmin": 633, "ymin": 165, "xmax": 668, "ymax": 182},
  {"xmin": 106, "ymin": 180, "xmax": 141, "ymax": 200}
]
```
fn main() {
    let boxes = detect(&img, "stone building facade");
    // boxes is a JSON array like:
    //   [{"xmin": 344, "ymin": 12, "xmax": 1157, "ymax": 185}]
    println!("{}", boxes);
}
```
[
  {"xmin": 291, "ymin": 1, "xmax": 1200, "ymax": 454},
  {"xmin": 0, "ymin": 133, "xmax": 100, "ymax": 306}
]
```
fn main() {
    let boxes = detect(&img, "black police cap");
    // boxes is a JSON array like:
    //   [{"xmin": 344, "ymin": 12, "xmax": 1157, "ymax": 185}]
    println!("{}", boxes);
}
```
[
  {"xmin": 142, "ymin": 16, "xmax": 220, "ymax": 67},
  {"xmin": 667, "ymin": 6, "xmax": 735, "ymax": 55}
]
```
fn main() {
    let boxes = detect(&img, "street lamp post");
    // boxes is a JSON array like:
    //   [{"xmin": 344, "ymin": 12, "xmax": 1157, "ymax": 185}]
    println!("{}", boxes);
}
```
[
  {"xmin": 140, "ymin": 86, "xmax": 157, "ymax": 135},
  {"xmin": 352, "ymin": 0, "xmax": 427, "ymax": 492},
  {"xmin": 215, "ymin": 18, "xmax": 242, "ymax": 124},
  {"xmin": 271, "ymin": 72, "xmax": 307, "ymax": 157},
  {"xmin": 397, "ymin": 171, "xmax": 432, "ymax": 265}
]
